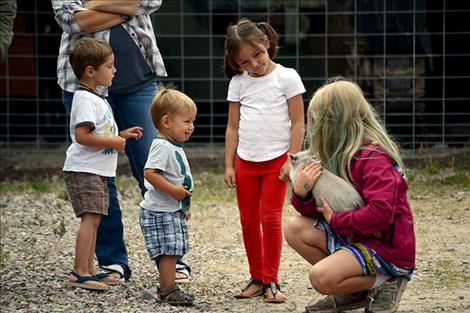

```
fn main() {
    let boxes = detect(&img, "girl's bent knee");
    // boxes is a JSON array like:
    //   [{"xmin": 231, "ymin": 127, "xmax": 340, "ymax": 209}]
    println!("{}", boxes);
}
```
[
  {"xmin": 285, "ymin": 216, "xmax": 303, "ymax": 236},
  {"xmin": 284, "ymin": 216, "xmax": 313, "ymax": 243},
  {"xmin": 284, "ymin": 220, "xmax": 297, "ymax": 245},
  {"xmin": 309, "ymin": 267, "xmax": 332, "ymax": 295}
]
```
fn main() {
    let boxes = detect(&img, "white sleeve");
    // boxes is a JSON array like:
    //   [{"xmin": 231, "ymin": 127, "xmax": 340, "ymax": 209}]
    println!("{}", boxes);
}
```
[
  {"xmin": 144, "ymin": 140, "xmax": 170, "ymax": 172},
  {"xmin": 226, "ymin": 75, "xmax": 241, "ymax": 102},
  {"xmin": 283, "ymin": 68, "xmax": 306, "ymax": 99},
  {"xmin": 70, "ymin": 93, "xmax": 97, "ymax": 129}
]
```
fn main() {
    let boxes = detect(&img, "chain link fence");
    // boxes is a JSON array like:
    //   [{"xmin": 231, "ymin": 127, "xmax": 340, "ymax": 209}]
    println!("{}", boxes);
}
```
[{"xmin": 1, "ymin": 0, "xmax": 469, "ymax": 158}]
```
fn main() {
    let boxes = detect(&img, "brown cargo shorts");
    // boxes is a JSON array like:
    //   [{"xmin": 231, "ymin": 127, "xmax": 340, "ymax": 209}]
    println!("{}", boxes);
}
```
[{"xmin": 64, "ymin": 171, "xmax": 109, "ymax": 217}]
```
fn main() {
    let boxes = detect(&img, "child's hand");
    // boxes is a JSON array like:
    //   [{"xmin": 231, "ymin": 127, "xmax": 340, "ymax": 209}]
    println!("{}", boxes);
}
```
[
  {"xmin": 173, "ymin": 184, "xmax": 192, "ymax": 200},
  {"xmin": 279, "ymin": 159, "xmax": 290, "ymax": 181},
  {"xmin": 185, "ymin": 212, "xmax": 192, "ymax": 220},
  {"xmin": 317, "ymin": 195, "xmax": 334, "ymax": 224},
  {"xmin": 120, "ymin": 126, "xmax": 143, "ymax": 140},
  {"xmin": 112, "ymin": 136, "xmax": 127, "ymax": 153},
  {"xmin": 293, "ymin": 161, "xmax": 322, "ymax": 198},
  {"xmin": 224, "ymin": 167, "xmax": 236, "ymax": 188}
]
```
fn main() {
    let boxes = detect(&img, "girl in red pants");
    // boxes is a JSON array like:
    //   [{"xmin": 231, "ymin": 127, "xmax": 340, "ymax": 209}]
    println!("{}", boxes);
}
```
[{"xmin": 223, "ymin": 18, "xmax": 305, "ymax": 303}]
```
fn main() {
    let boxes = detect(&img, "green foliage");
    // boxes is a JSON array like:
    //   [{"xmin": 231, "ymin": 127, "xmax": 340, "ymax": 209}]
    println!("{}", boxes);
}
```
[
  {"xmin": 443, "ymin": 170, "xmax": 469, "ymax": 186},
  {"xmin": 422, "ymin": 158, "xmax": 443, "ymax": 175},
  {"xmin": 0, "ymin": 179, "xmax": 67, "ymax": 194},
  {"xmin": 407, "ymin": 160, "xmax": 469, "ymax": 187},
  {"xmin": 31, "ymin": 181, "xmax": 52, "ymax": 193},
  {"xmin": 0, "ymin": 180, "xmax": 29, "ymax": 193},
  {"xmin": 405, "ymin": 169, "xmax": 416, "ymax": 183},
  {"xmin": 193, "ymin": 171, "xmax": 236, "ymax": 203}
]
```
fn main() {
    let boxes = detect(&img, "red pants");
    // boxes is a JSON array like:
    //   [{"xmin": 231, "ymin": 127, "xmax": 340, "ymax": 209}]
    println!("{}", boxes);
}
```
[{"xmin": 235, "ymin": 153, "xmax": 288, "ymax": 284}]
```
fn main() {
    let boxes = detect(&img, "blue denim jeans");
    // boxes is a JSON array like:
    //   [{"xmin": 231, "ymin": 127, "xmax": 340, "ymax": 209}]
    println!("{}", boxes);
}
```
[{"xmin": 62, "ymin": 81, "xmax": 190, "ymax": 279}]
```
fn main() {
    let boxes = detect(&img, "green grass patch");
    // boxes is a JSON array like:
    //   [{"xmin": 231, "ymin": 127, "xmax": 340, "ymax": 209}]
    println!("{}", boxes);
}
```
[
  {"xmin": 0, "ymin": 179, "xmax": 66, "ymax": 194},
  {"xmin": 430, "ymin": 260, "xmax": 465, "ymax": 288},
  {"xmin": 31, "ymin": 181, "xmax": 52, "ymax": 193},
  {"xmin": 193, "ymin": 171, "xmax": 236, "ymax": 203},
  {"xmin": 405, "ymin": 169, "xmax": 417, "ymax": 183},
  {"xmin": 421, "ymin": 159, "xmax": 444, "ymax": 175},
  {"xmin": 0, "ymin": 180, "xmax": 30, "ymax": 193},
  {"xmin": 443, "ymin": 170, "xmax": 469, "ymax": 186}
]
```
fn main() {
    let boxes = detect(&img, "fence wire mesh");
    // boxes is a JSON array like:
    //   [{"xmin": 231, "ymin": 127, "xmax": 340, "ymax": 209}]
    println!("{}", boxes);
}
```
[{"xmin": 1, "ymin": 0, "xmax": 469, "ymax": 158}]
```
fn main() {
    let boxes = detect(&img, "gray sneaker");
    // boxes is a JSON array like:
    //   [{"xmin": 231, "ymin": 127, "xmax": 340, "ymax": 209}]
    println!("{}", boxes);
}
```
[
  {"xmin": 365, "ymin": 277, "xmax": 408, "ymax": 313},
  {"xmin": 305, "ymin": 291, "xmax": 370, "ymax": 313}
]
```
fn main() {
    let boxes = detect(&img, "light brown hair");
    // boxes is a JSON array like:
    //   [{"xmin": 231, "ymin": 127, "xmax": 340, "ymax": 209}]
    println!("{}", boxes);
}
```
[
  {"xmin": 151, "ymin": 85, "xmax": 197, "ymax": 131},
  {"xmin": 69, "ymin": 37, "xmax": 113, "ymax": 79},
  {"xmin": 223, "ymin": 18, "xmax": 279, "ymax": 79}
]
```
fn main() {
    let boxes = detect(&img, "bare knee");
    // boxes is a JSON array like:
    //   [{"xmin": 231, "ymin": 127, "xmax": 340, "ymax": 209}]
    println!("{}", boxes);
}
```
[
  {"xmin": 81, "ymin": 213, "xmax": 101, "ymax": 228},
  {"xmin": 309, "ymin": 266, "xmax": 335, "ymax": 295},
  {"xmin": 284, "ymin": 215, "xmax": 305, "ymax": 246}
]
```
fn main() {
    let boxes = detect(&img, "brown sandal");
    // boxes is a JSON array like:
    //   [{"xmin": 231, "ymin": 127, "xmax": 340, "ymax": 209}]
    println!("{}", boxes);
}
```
[
  {"xmin": 234, "ymin": 278, "xmax": 263, "ymax": 299},
  {"xmin": 263, "ymin": 282, "xmax": 286, "ymax": 303},
  {"xmin": 157, "ymin": 284, "xmax": 194, "ymax": 306}
]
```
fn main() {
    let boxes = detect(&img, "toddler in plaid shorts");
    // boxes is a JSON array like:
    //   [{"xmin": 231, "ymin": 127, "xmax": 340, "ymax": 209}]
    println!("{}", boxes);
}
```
[{"xmin": 139, "ymin": 85, "xmax": 196, "ymax": 306}]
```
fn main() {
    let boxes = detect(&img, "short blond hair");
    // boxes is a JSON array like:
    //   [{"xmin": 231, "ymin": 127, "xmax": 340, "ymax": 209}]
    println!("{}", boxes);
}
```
[{"xmin": 151, "ymin": 85, "xmax": 197, "ymax": 130}]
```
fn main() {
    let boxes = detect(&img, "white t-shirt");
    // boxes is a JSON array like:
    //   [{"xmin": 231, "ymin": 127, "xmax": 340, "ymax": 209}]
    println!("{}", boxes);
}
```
[
  {"xmin": 63, "ymin": 88, "xmax": 119, "ymax": 177},
  {"xmin": 227, "ymin": 64, "xmax": 306, "ymax": 162},
  {"xmin": 140, "ymin": 137, "xmax": 193, "ymax": 213}
]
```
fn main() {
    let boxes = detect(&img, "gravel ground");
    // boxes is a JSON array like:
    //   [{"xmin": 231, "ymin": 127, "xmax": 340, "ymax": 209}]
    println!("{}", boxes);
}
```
[{"xmin": 1, "ymin": 168, "xmax": 469, "ymax": 313}]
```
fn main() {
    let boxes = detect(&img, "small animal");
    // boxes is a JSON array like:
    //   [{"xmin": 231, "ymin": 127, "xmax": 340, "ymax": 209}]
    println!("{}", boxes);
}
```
[{"xmin": 289, "ymin": 151, "xmax": 364, "ymax": 212}]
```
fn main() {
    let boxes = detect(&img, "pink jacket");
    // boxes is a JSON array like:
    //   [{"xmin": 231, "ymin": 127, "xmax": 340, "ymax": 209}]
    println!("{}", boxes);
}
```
[{"xmin": 290, "ymin": 145, "xmax": 416, "ymax": 268}]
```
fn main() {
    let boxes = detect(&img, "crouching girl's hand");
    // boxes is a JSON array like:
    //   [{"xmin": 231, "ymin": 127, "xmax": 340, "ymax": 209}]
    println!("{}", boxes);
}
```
[
  {"xmin": 317, "ymin": 196, "xmax": 334, "ymax": 224},
  {"xmin": 293, "ymin": 161, "xmax": 322, "ymax": 198}
]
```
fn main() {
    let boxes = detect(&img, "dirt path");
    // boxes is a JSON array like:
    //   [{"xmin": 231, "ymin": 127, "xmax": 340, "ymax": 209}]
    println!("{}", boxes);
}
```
[{"xmin": 1, "ymin": 168, "xmax": 469, "ymax": 312}]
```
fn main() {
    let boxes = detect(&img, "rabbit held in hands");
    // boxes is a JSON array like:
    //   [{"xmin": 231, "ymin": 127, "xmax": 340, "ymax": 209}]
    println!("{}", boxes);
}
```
[{"xmin": 289, "ymin": 151, "xmax": 364, "ymax": 212}]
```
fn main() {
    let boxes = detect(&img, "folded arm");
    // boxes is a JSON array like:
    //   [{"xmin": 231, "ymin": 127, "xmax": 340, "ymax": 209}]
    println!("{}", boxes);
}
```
[
  {"xmin": 52, "ymin": 0, "xmax": 124, "ymax": 34},
  {"xmin": 84, "ymin": 0, "xmax": 162, "ymax": 15}
]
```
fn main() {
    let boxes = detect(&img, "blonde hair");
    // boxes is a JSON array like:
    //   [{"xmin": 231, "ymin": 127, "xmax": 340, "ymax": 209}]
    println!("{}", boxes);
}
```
[
  {"xmin": 151, "ymin": 85, "xmax": 197, "ymax": 131},
  {"xmin": 306, "ymin": 77, "xmax": 404, "ymax": 182},
  {"xmin": 223, "ymin": 18, "xmax": 279, "ymax": 79}
]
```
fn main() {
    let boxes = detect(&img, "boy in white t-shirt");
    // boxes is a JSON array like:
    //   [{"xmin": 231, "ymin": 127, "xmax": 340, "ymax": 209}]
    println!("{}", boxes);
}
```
[
  {"xmin": 63, "ymin": 38, "xmax": 143, "ymax": 291},
  {"xmin": 139, "ymin": 86, "xmax": 196, "ymax": 306}
]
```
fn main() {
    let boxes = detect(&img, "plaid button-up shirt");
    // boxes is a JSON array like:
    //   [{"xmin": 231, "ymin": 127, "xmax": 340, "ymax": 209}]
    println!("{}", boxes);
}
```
[{"xmin": 52, "ymin": 0, "xmax": 167, "ymax": 93}]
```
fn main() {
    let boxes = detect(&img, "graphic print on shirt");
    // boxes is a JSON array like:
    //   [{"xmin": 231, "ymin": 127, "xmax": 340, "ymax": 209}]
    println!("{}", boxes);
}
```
[
  {"xmin": 102, "ymin": 107, "xmax": 117, "ymax": 155},
  {"xmin": 175, "ymin": 150, "xmax": 193, "ymax": 214}
]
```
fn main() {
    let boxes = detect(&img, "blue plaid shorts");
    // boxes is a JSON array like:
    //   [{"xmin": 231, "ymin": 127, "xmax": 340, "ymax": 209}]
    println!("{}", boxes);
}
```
[{"xmin": 139, "ymin": 208, "xmax": 189, "ymax": 260}]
